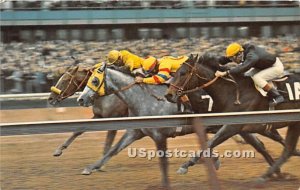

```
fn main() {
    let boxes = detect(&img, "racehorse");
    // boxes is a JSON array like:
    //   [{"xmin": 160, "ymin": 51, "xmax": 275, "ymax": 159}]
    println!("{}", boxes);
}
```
[
  {"xmin": 77, "ymin": 64, "xmax": 289, "ymax": 188},
  {"xmin": 165, "ymin": 53, "xmax": 300, "ymax": 181},
  {"xmin": 47, "ymin": 65, "xmax": 210, "ymax": 158},
  {"xmin": 48, "ymin": 66, "xmax": 127, "ymax": 156}
]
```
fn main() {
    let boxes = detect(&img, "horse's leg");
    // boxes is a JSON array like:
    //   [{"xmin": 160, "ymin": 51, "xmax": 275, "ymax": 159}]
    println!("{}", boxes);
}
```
[
  {"xmin": 258, "ymin": 128, "xmax": 300, "ymax": 156},
  {"xmin": 154, "ymin": 137, "xmax": 170, "ymax": 189},
  {"xmin": 258, "ymin": 128, "xmax": 285, "ymax": 146},
  {"xmin": 259, "ymin": 126, "xmax": 300, "ymax": 181},
  {"xmin": 82, "ymin": 129, "xmax": 145, "ymax": 175},
  {"xmin": 53, "ymin": 131, "xmax": 85, "ymax": 157},
  {"xmin": 240, "ymin": 133, "xmax": 281, "ymax": 175},
  {"xmin": 92, "ymin": 115, "xmax": 118, "ymax": 156},
  {"xmin": 103, "ymin": 130, "xmax": 118, "ymax": 156},
  {"xmin": 177, "ymin": 125, "xmax": 240, "ymax": 174},
  {"xmin": 53, "ymin": 114, "xmax": 101, "ymax": 157}
]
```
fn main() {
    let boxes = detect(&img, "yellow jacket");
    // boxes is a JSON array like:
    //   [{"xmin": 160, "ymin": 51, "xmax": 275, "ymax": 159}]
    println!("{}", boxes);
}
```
[
  {"xmin": 143, "ymin": 56, "xmax": 188, "ymax": 84},
  {"xmin": 120, "ymin": 50, "xmax": 144, "ymax": 71}
]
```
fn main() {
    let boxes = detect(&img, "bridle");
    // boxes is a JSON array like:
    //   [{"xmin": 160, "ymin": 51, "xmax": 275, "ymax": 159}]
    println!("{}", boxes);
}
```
[
  {"xmin": 169, "ymin": 55, "xmax": 219, "ymax": 96},
  {"xmin": 51, "ymin": 70, "xmax": 92, "ymax": 101}
]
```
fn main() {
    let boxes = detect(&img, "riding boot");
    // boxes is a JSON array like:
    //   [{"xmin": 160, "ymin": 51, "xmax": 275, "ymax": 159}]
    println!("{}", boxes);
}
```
[
  {"xmin": 267, "ymin": 88, "xmax": 284, "ymax": 106},
  {"xmin": 180, "ymin": 95, "xmax": 194, "ymax": 114},
  {"xmin": 263, "ymin": 84, "xmax": 284, "ymax": 106}
]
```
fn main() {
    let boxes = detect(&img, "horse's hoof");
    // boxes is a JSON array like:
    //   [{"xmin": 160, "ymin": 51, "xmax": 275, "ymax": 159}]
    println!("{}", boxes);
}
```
[
  {"xmin": 232, "ymin": 135, "xmax": 247, "ymax": 144},
  {"xmin": 81, "ymin": 168, "xmax": 92, "ymax": 175},
  {"xmin": 214, "ymin": 159, "xmax": 221, "ymax": 170},
  {"xmin": 177, "ymin": 167, "xmax": 188, "ymax": 175},
  {"xmin": 53, "ymin": 149, "xmax": 63, "ymax": 157},
  {"xmin": 272, "ymin": 172, "xmax": 297, "ymax": 181},
  {"xmin": 255, "ymin": 177, "xmax": 267, "ymax": 184},
  {"xmin": 292, "ymin": 149, "xmax": 300, "ymax": 156}
]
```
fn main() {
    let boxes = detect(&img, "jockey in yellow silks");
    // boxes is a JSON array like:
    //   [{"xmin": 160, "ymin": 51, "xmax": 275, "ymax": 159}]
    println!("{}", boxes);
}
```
[
  {"xmin": 137, "ymin": 55, "xmax": 188, "ymax": 84},
  {"xmin": 107, "ymin": 50, "xmax": 144, "ymax": 72},
  {"xmin": 135, "ymin": 55, "xmax": 193, "ymax": 113}
]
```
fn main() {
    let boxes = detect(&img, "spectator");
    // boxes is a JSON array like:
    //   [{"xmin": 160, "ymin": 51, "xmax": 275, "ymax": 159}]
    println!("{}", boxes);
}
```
[
  {"xmin": 0, "ymin": 36, "xmax": 299, "ymax": 94},
  {"xmin": 6, "ymin": 67, "xmax": 24, "ymax": 93}
]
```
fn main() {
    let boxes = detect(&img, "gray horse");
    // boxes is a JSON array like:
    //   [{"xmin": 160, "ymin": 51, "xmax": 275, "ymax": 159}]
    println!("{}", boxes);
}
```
[{"xmin": 77, "ymin": 65, "xmax": 283, "ymax": 188}]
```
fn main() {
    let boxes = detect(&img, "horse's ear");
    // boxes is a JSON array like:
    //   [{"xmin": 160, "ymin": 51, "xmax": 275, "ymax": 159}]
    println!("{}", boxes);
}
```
[
  {"xmin": 194, "ymin": 54, "xmax": 199, "ymax": 63},
  {"xmin": 97, "ymin": 62, "xmax": 106, "ymax": 73},
  {"xmin": 71, "ymin": 66, "xmax": 79, "ymax": 74}
]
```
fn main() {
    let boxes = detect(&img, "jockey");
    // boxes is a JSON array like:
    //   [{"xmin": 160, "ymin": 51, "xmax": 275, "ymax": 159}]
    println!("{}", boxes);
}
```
[
  {"xmin": 107, "ymin": 50, "xmax": 144, "ymax": 72},
  {"xmin": 135, "ymin": 55, "xmax": 194, "ymax": 114},
  {"xmin": 215, "ymin": 43, "xmax": 284, "ymax": 106}
]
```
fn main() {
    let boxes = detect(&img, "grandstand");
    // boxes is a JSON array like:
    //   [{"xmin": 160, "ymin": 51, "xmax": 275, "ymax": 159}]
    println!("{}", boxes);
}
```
[{"xmin": 0, "ymin": 0, "xmax": 299, "ymax": 94}]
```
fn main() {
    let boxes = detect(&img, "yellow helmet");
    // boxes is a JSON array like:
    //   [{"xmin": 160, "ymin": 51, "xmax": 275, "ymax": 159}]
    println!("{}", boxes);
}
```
[
  {"xmin": 107, "ymin": 50, "xmax": 121, "ymax": 65},
  {"xmin": 142, "ymin": 56, "xmax": 157, "ymax": 73},
  {"xmin": 226, "ymin": 43, "xmax": 244, "ymax": 57}
]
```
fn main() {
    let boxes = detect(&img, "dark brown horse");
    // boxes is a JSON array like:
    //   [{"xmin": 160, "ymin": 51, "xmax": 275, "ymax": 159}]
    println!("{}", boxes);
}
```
[
  {"xmin": 78, "ymin": 65, "xmax": 299, "ymax": 188},
  {"xmin": 165, "ymin": 53, "xmax": 300, "ymax": 181}
]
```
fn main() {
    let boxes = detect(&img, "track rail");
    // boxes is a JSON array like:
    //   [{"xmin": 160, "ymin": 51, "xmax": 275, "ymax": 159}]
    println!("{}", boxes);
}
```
[
  {"xmin": 0, "ymin": 93, "xmax": 80, "ymax": 109},
  {"xmin": 1, "ymin": 109, "xmax": 299, "ymax": 136}
]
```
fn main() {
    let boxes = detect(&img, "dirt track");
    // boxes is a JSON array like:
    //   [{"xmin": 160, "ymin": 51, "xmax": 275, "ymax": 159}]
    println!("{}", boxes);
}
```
[
  {"xmin": 1, "ymin": 129, "xmax": 300, "ymax": 190},
  {"xmin": 1, "ymin": 108, "xmax": 300, "ymax": 189}
]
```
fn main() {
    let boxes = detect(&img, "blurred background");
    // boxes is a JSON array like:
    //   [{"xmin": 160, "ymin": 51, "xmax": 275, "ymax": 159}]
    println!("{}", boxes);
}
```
[{"xmin": 1, "ymin": 0, "xmax": 300, "ymax": 94}]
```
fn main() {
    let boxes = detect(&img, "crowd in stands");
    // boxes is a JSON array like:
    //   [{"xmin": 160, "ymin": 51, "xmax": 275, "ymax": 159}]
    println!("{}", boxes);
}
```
[
  {"xmin": 1, "ymin": 36, "xmax": 299, "ymax": 94},
  {"xmin": 1, "ymin": 0, "xmax": 299, "ymax": 11}
]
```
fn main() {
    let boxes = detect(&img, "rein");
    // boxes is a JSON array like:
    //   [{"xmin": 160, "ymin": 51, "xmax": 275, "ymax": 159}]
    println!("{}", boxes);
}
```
[
  {"xmin": 104, "ymin": 81, "xmax": 164, "ymax": 101},
  {"xmin": 52, "ymin": 70, "xmax": 92, "ymax": 100},
  {"xmin": 175, "ymin": 76, "xmax": 220, "ymax": 94},
  {"xmin": 104, "ymin": 82, "xmax": 137, "ymax": 96},
  {"xmin": 170, "ymin": 56, "xmax": 241, "ymax": 104},
  {"xmin": 169, "ymin": 56, "xmax": 218, "ymax": 96}
]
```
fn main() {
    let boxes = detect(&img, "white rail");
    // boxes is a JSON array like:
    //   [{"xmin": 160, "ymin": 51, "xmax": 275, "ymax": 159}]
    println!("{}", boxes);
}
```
[
  {"xmin": 0, "ymin": 92, "xmax": 81, "ymax": 100},
  {"xmin": 1, "ymin": 109, "xmax": 299, "ymax": 136}
]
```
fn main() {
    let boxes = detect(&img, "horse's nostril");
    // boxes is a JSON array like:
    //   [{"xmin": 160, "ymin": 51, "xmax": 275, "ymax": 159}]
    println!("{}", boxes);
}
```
[
  {"xmin": 165, "ymin": 93, "xmax": 171, "ymax": 99},
  {"xmin": 78, "ymin": 98, "xmax": 83, "ymax": 103},
  {"xmin": 48, "ymin": 97, "xmax": 53, "ymax": 101}
]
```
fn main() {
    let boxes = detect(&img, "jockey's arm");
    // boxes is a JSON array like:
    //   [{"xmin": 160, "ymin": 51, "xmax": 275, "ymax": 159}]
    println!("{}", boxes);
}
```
[
  {"xmin": 116, "ymin": 65, "xmax": 132, "ymax": 75},
  {"xmin": 228, "ymin": 52, "xmax": 259, "ymax": 75},
  {"xmin": 218, "ymin": 56, "xmax": 231, "ymax": 65},
  {"xmin": 123, "ymin": 59, "xmax": 134, "ymax": 72},
  {"xmin": 126, "ymin": 58, "xmax": 143, "ymax": 72},
  {"xmin": 142, "ymin": 63, "xmax": 171, "ymax": 84}
]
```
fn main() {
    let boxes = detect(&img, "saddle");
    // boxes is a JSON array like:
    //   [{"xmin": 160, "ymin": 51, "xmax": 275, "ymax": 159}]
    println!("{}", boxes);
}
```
[
  {"xmin": 255, "ymin": 72, "xmax": 291, "ymax": 97},
  {"xmin": 272, "ymin": 71, "xmax": 292, "ymax": 82}
]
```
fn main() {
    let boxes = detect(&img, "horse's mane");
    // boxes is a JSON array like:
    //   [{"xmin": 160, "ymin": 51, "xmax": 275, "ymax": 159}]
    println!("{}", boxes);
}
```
[
  {"xmin": 107, "ymin": 65, "xmax": 134, "ymax": 77},
  {"xmin": 198, "ymin": 52, "xmax": 221, "ymax": 71}
]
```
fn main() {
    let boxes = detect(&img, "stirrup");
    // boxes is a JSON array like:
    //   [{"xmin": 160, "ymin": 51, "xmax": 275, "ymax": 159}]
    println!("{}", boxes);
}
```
[{"xmin": 269, "ymin": 96, "xmax": 284, "ymax": 106}]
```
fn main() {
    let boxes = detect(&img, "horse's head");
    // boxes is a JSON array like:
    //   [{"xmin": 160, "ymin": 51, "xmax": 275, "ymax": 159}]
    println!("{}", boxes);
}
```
[
  {"xmin": 165, "ymin": 53, "xmax": 219, "ymax": 103},
  {"xmin": 77, "ymin": 63, "xmax": 107, "ymax": 107},
  {"xmin": 48, "ymin": 66, "xmax": 92, "ymax": 105}
]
